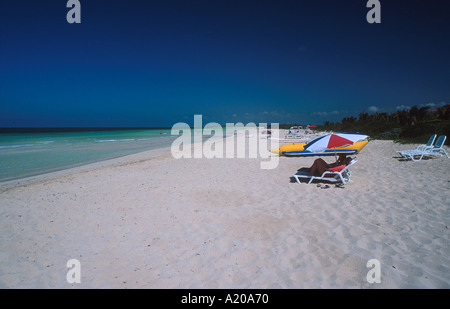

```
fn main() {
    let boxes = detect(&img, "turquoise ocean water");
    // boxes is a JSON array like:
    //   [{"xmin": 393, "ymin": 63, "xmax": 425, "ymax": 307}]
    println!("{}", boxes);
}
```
[{"xmin": 0, "ymin": 129, "xmax": 180, "ymax": 182}]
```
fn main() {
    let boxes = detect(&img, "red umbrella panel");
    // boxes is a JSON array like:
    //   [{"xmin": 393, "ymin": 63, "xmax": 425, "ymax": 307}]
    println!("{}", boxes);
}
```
[{"xmin": 327, "ymin": 134, "xmax": 354, "ymax": 148}]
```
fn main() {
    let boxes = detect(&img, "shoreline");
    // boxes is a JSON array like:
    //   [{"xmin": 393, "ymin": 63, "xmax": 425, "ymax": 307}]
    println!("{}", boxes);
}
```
[
  {"xmin": 0, "ymin": 129, "xmax": 178, "ymax": 184},
  {"xmin": 0, "ymin": 145, "xmax": 174, "ymax": 192},
  {"xmin": 0, "ymin": 127, "xmax": 238, "ymax": 185},
  {"xmin": 0, "ymin": 128, "xmax": 264, "ymax": 188},
  {"xmin": 0, "ymin": 145, "xmax": 173, "ymax": 186}
]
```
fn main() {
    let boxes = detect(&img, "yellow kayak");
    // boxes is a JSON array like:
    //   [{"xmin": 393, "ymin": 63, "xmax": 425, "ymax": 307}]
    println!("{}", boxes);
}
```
[{"xmin": 271, "ymin": 140, "xmax": 369, "ymax": 157}]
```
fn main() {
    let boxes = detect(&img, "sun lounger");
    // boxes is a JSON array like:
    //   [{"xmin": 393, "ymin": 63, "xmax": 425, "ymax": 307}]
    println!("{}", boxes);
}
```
[
  {"xmin": 425, "ymin": 135, "xmax": 449, "ymax": 157},
  {"xmin": 398, "ymin": 134, "xmax": 436, "ymax": 151},
  {"xmin": 417, "ymin": 134, "xmax": 437, "ymax": 151},
  {"xmin": 293, "ymin": 158, "xmax": 358, "ymax": 185},
  {"xmin": 396, "ymin": 135, "xmax": 449, "ymax": 161},
  {"xmin": 396, "ymin": 134, "xmax": 436, "ymax": 158}
]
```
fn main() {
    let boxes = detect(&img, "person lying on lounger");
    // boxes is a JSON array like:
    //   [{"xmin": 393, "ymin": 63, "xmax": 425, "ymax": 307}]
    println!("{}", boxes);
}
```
[{"xmin": 299, "ymin": 154, "xmax": 352, "ymax": 176}]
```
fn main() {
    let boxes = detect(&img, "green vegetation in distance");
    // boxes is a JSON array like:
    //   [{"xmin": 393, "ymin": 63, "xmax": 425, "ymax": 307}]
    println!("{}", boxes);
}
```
[{"xmin": 277, "ymin": 104, "xmax": 450, "ymax": 144}]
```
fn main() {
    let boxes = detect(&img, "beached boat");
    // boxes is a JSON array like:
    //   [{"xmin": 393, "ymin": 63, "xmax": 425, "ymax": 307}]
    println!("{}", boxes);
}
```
[{"xmin": 271, "ymin": 140, "xmax": 369, "ymax": 157}]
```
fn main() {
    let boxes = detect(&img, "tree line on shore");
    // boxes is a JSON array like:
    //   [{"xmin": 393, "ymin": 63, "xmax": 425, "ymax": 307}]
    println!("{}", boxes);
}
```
[
  {"xmin": 320, "ymin": 104, "xmax": 450, "ymax": 143},
  {"xmin": 281, "ymin": 104, "xmax": 450, "ymax": 143}
]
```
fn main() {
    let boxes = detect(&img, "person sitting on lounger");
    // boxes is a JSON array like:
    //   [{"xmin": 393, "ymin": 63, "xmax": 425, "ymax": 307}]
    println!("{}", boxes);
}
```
[{"xmin": 301, "ymin": 154, "xmax": 352, "ymax": 176}]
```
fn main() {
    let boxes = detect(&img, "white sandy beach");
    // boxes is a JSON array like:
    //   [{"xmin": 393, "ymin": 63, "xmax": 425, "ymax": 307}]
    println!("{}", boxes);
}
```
[{"xmin": 0, "ymin": 134, "xmax": 449, "ymax": 289}]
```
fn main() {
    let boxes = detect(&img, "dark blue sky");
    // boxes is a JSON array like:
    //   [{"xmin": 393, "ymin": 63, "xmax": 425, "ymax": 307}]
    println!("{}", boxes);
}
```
[{"xmin": 1, "ymin": 0, "xmax": 449, "ymax": 127}]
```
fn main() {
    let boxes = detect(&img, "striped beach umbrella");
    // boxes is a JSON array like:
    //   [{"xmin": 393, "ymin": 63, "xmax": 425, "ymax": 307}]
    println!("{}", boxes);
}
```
[{"xmin": 304, "ymin": 132, "xmax": 369, "ymax": 153}]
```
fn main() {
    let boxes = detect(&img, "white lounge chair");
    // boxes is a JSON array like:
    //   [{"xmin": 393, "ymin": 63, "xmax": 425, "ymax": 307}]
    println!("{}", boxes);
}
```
[
  {"xmin": 396, "ymin": 134, "xmax": 436, "ymax": 157},
  {"xmin": 425, "ymin": 135, "xmax": 449, "ymax": 157},
  {"xmin": 396, "ymin": 134, "xmax": 436, "ymax": 161},
  {"xmin": 417, "ymin": 134, "xmax": 437, "ymax": 151},
  {"xmin": 396, "ymin": 135, "xmax": 449, "ymax": 161},
  {"xmin": 293, "ymin": 158, "xmax": 358, "ymax": 185}
]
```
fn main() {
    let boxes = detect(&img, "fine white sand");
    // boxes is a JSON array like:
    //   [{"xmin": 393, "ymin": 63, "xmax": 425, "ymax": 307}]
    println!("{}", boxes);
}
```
[{"xmin": 0, "ymin": 134, "xmax": 449, "ymax": 288}]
